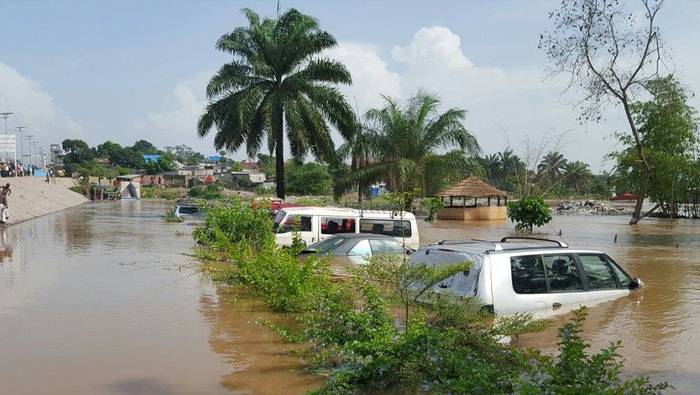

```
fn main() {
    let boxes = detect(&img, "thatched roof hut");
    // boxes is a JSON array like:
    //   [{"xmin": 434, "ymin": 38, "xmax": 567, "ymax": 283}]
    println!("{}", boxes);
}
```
[{"xmin": 438, "ymin": 177, "xmax": 509, "ymax": 200}]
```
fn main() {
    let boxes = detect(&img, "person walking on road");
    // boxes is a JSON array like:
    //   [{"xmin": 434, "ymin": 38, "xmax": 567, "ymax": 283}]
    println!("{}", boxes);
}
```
[{"xmin": 1, "ymin": 183, "xmax": 11, "ymax": 208}]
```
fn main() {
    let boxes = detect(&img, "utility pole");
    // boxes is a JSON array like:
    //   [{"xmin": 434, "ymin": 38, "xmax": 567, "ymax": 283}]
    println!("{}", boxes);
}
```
[
  {"xmin": 15, "ymin": 127, "xmax": 26, "ymax": 164},
  {"xmin": 0, "ymin": 113, "xmax": 12, "ymax": 162},
  {"xmin": 32, "ymin": 141, "xmax": 38, "ymax": 167},
  {"xmin": 25, "ymin": 135, "xmax": 33, "ymax": 169}
]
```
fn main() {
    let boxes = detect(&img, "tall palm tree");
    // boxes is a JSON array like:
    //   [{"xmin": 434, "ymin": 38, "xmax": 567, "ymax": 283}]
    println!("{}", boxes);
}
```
[
  {"xmin": 537, "ymin": 151, "xmax": 567, "ymax": 183},
  {"xmin": 198, "ymin": 8, "xmax": 356, "ymax": 198},
  {"xmin": 563, "ymin": 161, "xmax": 592, "ymax": 195},
  {"xmin": 351, "ymin": 91, "xmax": 479, "ymax": 207},
  {"xmin": 337, "ymin": 120, "xmax": 373, "ymax": 201},
  {"xmin": 480, "ymin": 153, "xmax": 502, "ymax": 187}
]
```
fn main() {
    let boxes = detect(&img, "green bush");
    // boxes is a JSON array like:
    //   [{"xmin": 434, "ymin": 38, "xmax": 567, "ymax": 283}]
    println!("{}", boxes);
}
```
[
  {"xmin": 188, "ymin": 184, "xmax": 224, "ymax": 200},
  {"xmin": 286, "ymin": 162, "xmax": 333, "ymax": 195},
  {"xmin": 507, "ymin": 196, "xmax": 553, "ymax": 232}
]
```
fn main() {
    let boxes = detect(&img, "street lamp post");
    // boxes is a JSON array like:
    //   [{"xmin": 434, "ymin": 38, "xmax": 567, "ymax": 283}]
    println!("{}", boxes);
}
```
[
  {"xmin": 15, "ymin": 127, "xmax": 26, "ymax": 165},
  {"xmin": 0, "ymin": 113, "xmax": 12, "ymax": 162},
  {"xmin": 32, "ymin": 141, "xmax": 38, "ymax": 168},
  {"xmin": 25, "ymin": 135, "xmax": 33, "ymax": 171}
]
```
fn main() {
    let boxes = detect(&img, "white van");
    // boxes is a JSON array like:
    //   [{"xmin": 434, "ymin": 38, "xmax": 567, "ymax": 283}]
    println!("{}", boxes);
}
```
[
  {"xmin": 273, "ymin": 207, "xmax": 419, "ymax": 250},
  {"xmin": 413, "ymin": 237, "xmax": 642, "ymax": 317}
]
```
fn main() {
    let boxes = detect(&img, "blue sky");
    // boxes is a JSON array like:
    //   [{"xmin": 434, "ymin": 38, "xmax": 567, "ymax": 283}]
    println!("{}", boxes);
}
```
[{"xmin": 2, "ymin": 0, "xmax": 700, "ymax": 171}]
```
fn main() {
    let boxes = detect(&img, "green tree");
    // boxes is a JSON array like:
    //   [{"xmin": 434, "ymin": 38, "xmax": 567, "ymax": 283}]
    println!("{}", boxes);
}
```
[
  {"xmin": 610, "ymin": 76, "xmax": 698, "ymax": 218},
  {"xmin": 198, "ymin": 8, "xmax": 356, "ymax": 199},
  {"xmin": 164, "ymin": 144, "xmax": 205, "ymax": 166},
  {"xmin": 62, "ymin": 139, "xmax": 95, "ymax": 175},
  {"xmin": 96, "ymin": 141, "xmax": 123, "ymax": 159},
  {"xmin": 349, "ymin": 91, "xmax": 479, "ymax": 208},
  {"xmin": 507, "ymin": 196, "xmax": 552, "ymax": 232},
  {"xmin": 540, "ymin": 0, "xmax": 668, "ymax": 224},
  {"xmin": 256, "ymin": 154, "xmax": 276, "ymax": 179},
  {"xmin": 537, "ymin": 151, "xmax": 567, "ymax": 185},
  {"xmin": 285, "ymin": 162, "xmax": 332, "ymax": 196},
  {"xmin": 562, "ymin": 161, "xmax": 593, "ymax": 195},
  {"xmin": 131, "ymin": 139, "xmax": 158, "ymax": 153}
]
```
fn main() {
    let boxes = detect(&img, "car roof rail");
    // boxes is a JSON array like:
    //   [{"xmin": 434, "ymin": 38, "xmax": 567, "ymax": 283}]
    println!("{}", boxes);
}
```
[
  {"xmin": 435, "ymin": 239, "xmax": 493, "ymax": 246},
  {"xmin": 499, "ymin": 236, "xmax": 568, "ymax": 248}
]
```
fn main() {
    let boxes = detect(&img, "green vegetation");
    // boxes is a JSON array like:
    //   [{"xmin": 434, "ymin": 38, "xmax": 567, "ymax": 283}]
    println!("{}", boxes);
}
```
[
  {"xmin": 163, "ymin": 207, "xmax": 184, "ymax": 223},
  {"xmin": 611, "ymin": 76, "xmax": 700, "ymax": 219},
  {"xmin": 62, "ymin": 139, "xmax": 203, "ymax": 177},
  {"xmin": 339, "ymin": 91, "xmax": 479, "ymax": 204},
  {"xmin": 507, "ymin": 196, "xmax": 553, "ymax": 232},
  {"xmin": 198, "ymin": 8, "xmax": 355, "ymax": 199},
  {"xmin": 421, "ymin": 196, "xmax": 444, "ymax": 221},
  {"xmin": 194, "ymin": 200, "xmax": 667, "ymax": 393},
  {"xmin": 540, "ymin": 0, "xmax": 670, "ymax": 224},
  {"xmin": 188, "ymin": 184, "xmax": 224, "ymax": 200},
  {"xmin": 164, "ymin": 144, "xmax": 206, "ymax": 166},
  {"xmin": 286, "ymin": 162, "xmax": 333, "ymax": 196},
  {"xmin": 140, "ymin": 186, "xmax": 181, "ymax": 200}
]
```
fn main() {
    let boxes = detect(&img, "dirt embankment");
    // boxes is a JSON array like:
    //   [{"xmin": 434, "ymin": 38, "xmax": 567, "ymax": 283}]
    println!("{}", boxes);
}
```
[{"xmin": 2, "ymin": 177, "xmax": 88, "ymax": 224}]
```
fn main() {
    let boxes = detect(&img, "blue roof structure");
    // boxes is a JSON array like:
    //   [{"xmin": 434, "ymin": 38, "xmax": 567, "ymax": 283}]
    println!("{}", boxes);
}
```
[
  {"xmin": 143, "ymin": 154, "xmax": 162, "ymax": 163},
  {"xmin": 208, "ymin": 155, "xmax": 222, "ymax": 162}
]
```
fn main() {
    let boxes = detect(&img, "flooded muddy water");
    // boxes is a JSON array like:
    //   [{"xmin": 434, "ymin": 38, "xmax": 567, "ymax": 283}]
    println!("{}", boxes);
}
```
[
  {"xmin": 0, "ymin": 201, "xmax": 317, "ymax": 395},
  {"xmin": 421, "ymin": 215, "xmax": 700, "ymax": 393},
  {"xmin": 1, "ymin": 202, "xmax": 699, "ymax": 394}
]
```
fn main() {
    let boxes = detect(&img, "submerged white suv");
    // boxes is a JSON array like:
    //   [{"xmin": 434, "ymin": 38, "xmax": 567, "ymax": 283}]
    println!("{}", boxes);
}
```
[{"xmin": 413, "ymin": 237, "xmax": 641, "ymax": 316}]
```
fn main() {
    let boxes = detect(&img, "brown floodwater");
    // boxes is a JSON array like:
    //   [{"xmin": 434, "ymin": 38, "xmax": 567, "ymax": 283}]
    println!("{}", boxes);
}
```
[
  {"xmin": 1, "ymin": 202, "xmax": 699, "ymax": 394},
  {"xmin": 0, "ymin": 201, "xmax": 318, "ymax": 395},
  {"xmin": 421, "ymin": 215, "xmax": 700, "ymax": 393}
]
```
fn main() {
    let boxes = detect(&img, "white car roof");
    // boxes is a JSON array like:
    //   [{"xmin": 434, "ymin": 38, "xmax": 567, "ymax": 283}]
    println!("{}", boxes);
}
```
[
  {"xmin": 279, "ymin": 206, "xmax": 415, "ymax": 220},
  {"xmin": 424, "ymin": 239, "xmax": 604, "ymax": 257}
]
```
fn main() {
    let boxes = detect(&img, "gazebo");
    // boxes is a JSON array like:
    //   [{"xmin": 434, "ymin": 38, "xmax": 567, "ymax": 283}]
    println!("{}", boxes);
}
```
[{"xmin": 436, "ymin": 178, "xmax": 509, "ymax": 221}]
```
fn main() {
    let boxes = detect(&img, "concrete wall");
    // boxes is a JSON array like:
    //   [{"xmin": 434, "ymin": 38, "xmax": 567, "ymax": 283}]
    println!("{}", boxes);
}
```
[
  {"xmin": 436, "ymin": 206, "xmax": 507, "ymax": 221},
  {"xmin": 3, "ymin": 177, "xmax": 88, "ymax": 224}
]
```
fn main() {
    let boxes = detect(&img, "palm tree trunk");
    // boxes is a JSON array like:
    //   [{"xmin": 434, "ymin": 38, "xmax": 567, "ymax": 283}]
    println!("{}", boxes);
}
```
[{"xmin": 273, "ymin": 106, "xmax": 285, "ymax": 199}]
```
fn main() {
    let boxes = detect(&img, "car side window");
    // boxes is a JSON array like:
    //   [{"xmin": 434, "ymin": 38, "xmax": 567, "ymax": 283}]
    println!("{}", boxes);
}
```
[
  {"xmin": 348, "ymin": 239, "xmax": 372, "ymax": 256},
  {"xmin": 543, "ymin": 254, "xmax": 584, "ymax": 292},
  {"xmin": 510, "ymin": 255, "xmax": 547, "ymax": 294},
  {"xmin": 578, "ymin": 254, "xmax": 618, "ymax": 290},
  {"xmin": 320, "ymin": 217, "xmax": 356, "ymax": 235},
  {"xmin": 278, "ymin": 215, "xmax": 312, "ymax": 233},
  {"xmin": 604, "ymin": 255, "xmax": 633, "ymax": 288},
  {"xmin": 369, "ymin": 239, "xmax": 404, "ymax": 255}
]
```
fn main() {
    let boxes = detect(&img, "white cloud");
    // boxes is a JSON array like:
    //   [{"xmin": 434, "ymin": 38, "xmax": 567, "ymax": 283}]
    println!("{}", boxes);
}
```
[
  {"xmin": 324, "ymin": 42, "xmax": 401, "ymax": 111},
  {"xmin": 129, "ymin": 71, "xmax": 216, "ymax": 155},
  {"xmin": 0, "ymin": 62, "xmax": 85, "ymax": 151}
]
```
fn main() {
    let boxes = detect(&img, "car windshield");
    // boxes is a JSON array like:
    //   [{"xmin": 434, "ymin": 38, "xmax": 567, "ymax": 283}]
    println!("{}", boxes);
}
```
[
  {"xmin": 412, "ymin": 249, "xmax": 483, "ymax": 298},
  {"xmin": 307, "ymin": 236, "xmax": 346, "ymax": 254},
  {"xmin": 273, "ymin": 210, "xmax": 286, "ymax": 229}
]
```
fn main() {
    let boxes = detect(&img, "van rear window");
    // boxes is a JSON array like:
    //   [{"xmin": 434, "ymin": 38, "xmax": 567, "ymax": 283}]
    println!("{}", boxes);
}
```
[{"xmin": 360, "ymin": 219, "xmax": 412, "ymax": 237}]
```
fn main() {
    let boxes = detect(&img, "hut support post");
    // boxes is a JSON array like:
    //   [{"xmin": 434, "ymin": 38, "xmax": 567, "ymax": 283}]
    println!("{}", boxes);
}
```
[{"xmin": 487, "ymin": 196, "xmax": 491, "ymax": 206}]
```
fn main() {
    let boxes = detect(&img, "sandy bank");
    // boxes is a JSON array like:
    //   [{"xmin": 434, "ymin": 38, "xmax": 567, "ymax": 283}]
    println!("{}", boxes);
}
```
[{"xmin": 2, "ymin": 177, "xmax": 88, "ymax": 225}]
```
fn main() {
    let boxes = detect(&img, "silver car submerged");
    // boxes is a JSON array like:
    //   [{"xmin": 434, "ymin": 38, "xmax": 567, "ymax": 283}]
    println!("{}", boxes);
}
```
[{"xmin": 414, "ymin": 237, "xmax": 642, "ymax": 317}]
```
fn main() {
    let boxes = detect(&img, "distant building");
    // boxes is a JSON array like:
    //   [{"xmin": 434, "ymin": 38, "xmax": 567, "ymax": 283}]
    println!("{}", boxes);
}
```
[
  {"xmin": 143, "ymin": 154, "xmax": 162, "ymax": 164},
  {"xmin": 240, "ymin": 160, "xmax": 258, "ymax": 171},
  {"xmin": 116, "ymin": 174, "xmax": 141, "ymax": 199},
  {"xmin": 231, "ymin": 171, "xmax": 266, "ymax": 184}
]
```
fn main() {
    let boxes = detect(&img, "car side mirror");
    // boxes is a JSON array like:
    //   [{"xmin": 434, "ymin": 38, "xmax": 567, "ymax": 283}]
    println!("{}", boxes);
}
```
[
  {"xmin": 405, "ymin": 249, "xmax": 414, "ymax": 255},
  {"xmin": 630, "ymin": 277, "xmax": 644, "ymax": 289}
]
